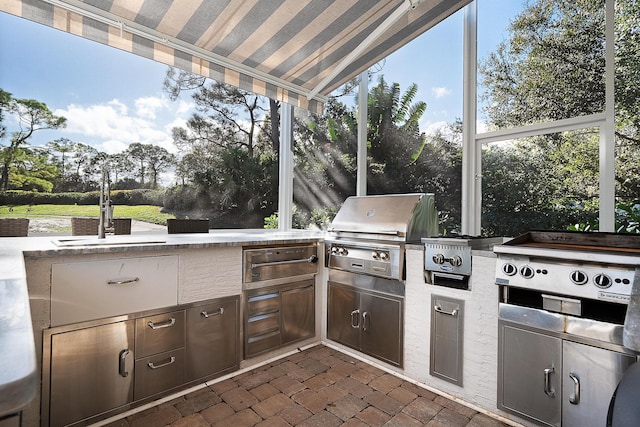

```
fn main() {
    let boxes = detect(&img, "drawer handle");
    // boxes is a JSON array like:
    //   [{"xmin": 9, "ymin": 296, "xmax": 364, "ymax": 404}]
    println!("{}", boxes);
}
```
[
  {"xmin": 201, "ymin": 307, "xmax": 224, "ymax": 318},
  {"xmin": 251, "ymin": 255, "xmax": 318, "ymax": 269},
  {"xmin": 434, "ymin": 305, "xmax": 458, "ymax": 317},
  {"xmin": 147, "ymin": 317, "xmax": 176, "ymax": 330},
  {"xmin": 107, "ymin": 277, "xmax": 140, "ymax": 285},
  {"xmin": 147, "ymin": 356, "xmax": 176, "ymax": 370}
]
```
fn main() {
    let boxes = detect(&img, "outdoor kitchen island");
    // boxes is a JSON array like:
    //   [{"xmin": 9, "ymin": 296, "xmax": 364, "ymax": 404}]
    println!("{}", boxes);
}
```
[{"xmin": 2, "ymin": 231, "xmax": 524, "ymax": 427}]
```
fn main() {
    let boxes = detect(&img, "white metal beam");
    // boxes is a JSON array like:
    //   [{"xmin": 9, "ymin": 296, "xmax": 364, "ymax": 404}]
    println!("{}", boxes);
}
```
[
  {"xmin": 278, "ymin": 104, "xmax": 294, "ymax": 230},
  {"xmin": 462, "ymin": 2, "xmax": 480, "ymax": 236},
  {"xmin": 600, "ymin": 0, "xmax": 616, "ymax": 232},
  {"xmin": 357, "ymin": 70, "xmax": 368, "ymax": 196}
]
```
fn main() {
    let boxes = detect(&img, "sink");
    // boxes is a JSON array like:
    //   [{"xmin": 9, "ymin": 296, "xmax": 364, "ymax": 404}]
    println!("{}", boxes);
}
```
[{"xmin": 53, "ymin": 237, "xmax": 166, "ymax": 247}]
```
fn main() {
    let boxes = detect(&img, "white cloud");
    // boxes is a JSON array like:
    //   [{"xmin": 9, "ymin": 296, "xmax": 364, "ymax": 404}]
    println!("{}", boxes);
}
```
[
  {"xmin": 431, "ymin": 86, "xmax": 452, "ymax": 99},
  {"xmin": 53, "ymin": 97, "xmax": 193, "ymax": 155},
  {"xmin": 135, "ymin": 96, "xmax": 169, "ymax": 120}
]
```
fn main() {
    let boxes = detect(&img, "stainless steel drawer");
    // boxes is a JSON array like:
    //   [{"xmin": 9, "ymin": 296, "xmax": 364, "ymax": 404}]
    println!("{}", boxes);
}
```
[
  {"xmin": 246, "ymin": 330, "xmax": 281, "ymax": 356},
  {"xmin": 247, "ymin": 311, "xmax": 279, "ymax": 336},
  {"xmin": 244, "ymin": 245, "xmax": 318, "ymax": 283},
  {"xmin": 246, "ymin": 292, "xmax": 279, "ymax": 315},
  {"xmin": 135, "ymin": 310, "xmax": 185, "ymax": 358},
  {"xmin": 51, "ymin": 256, "xmax": 178, "ymax": 326},
  {"xmin": 134, "ymin": 348, "xmax": 185, "ymax": 400}
]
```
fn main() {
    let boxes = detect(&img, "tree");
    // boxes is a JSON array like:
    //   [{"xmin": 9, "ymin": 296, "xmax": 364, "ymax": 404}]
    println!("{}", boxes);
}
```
[
  {"xmin": 478, "ymin": 0, "xmax": 640, "ymax": 234},
  {"xmin": 0, "ymin": 91, "xmax": 66, "ymax": 190},
  {"xmin": 145, "ymin": 145, "xmax": 175, "ymax": 189},
  {"xmin": 164, "ymin": 68, "xmax": 281, "ymax": 226},
  {"xmin": 366, "ymin": 76, "xmax": 428, "ymax": 194},
  {"xmin": 126, "ymin": 143, "xmax": 150, "ymax": 187}
]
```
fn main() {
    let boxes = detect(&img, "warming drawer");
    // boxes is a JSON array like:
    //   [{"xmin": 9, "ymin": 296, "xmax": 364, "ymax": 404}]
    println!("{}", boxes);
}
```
[{"xmin": 243, "ymin": 245, "xmax": 318, "ymax": 283}]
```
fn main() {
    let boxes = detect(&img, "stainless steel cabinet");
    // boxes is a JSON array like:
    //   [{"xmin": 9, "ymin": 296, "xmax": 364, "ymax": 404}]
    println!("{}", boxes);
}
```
[
  {"xmin": 327, "ymin": 283, "xmax": 403, "ymax": 367},
  {"xmin": 44, "ymin": 296, "xmax": 240, "ymax": 427},
  {"xmin": 45, "ymin": 320, "xmax": 135, "ymax": 427},
  {"xmin": 186, "ymin": 297, "xmax": 240, "ymax": 382},
  {"xmin": 244, "ymin": 280, "xmax": 315, "ymax": 358},
  {"xmin": 498, "ymin": 321, "xmax": 636, "ymax": 427}
]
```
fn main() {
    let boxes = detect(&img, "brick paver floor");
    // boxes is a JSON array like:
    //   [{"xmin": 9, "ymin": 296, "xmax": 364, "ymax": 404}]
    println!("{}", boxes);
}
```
[{"xmin": 104, "ymin": 345, "xmax": 510, "ymax": 427}]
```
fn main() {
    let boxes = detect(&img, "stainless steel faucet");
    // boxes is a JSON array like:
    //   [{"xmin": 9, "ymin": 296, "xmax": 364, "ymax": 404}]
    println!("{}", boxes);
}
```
[{"xmin": 98, "ymin": 168, "xmax": 114, "ymax": 238}]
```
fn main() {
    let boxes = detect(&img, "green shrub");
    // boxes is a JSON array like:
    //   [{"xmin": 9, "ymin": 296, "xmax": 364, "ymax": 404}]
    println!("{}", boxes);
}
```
[{"xmin": 0, "ymin": 190, "xmax": 165, "ymax": 206}]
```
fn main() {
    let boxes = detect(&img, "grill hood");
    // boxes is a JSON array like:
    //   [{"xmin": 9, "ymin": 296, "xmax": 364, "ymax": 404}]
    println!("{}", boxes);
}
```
[{"xmin": 328, "ymin": 193, "xmax": 438, "ymax": 242}]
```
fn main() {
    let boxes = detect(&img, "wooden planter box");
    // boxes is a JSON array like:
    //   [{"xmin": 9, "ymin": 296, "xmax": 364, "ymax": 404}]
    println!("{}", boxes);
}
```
[
  {"xmin": 166, "ymin": 219, "xmax": 210, "ymax": 234},
  {"xmin": 71, "ymin": 217, "xmax": 132, "ymax": 235},
  {"xmin": 0, "ymin": 218, "xmax": 30, "ymax": 237}
]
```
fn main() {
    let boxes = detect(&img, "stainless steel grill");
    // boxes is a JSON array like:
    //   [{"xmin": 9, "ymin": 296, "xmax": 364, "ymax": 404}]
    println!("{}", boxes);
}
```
[
  {"xmin": 326, "ymin": 193, "xmax": 438, "ymax": 281},
  {"xmin": 325, "ymin": 193, "xmax": 438, "ymax": 368}
]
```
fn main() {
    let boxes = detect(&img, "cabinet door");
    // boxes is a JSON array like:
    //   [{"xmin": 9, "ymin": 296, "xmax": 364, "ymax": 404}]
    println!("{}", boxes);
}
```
[
  {"xmin": 431, "ymin": 296, "xmax": 463, "ymax": 385},
  {"xmin": 49, "ymin": 320, "xmax": 134, "ymax": 427},
  {"xmin": 281, "ymin": 282, "xmax": 315, "ymax": 345},
  {"xmin": 186, "ymin": 297, "xmax": 239, "ymax": 382},
  {"xmin": 327, "ymin": 284, "xmax": 360, "ymax": 350},
  {"xmin": 498, "ymin": 322, "xmax": 561, "ymax": 427},
  {"xmin": 359, "ymin": 291, "xmax": 403, "ymax": 367},
  {"xmin": 562, "ymin": 341, "xmax": 636, "ymax": 427}
]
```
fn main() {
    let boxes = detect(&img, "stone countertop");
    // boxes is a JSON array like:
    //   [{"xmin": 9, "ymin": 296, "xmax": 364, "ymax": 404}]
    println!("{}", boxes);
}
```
[
  {"xmin": 13, "ymin": 229, "xmax": 324, "ymax": 257},
  {"xmin": 0, "ymin": 228, "xmax": 323, "ymax": 417},
  {"xmin": 0, "ymin": 249, "xmax": 37, "ymax": 417}
]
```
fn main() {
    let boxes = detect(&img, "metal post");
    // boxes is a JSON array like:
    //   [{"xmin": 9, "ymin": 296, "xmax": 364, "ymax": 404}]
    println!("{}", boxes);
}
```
[
  {"xmin": 357, "ymin": 70, "xmax": 368, "ymax": 196},
  {"xmin": 461, "ymin": 1, "xmax": 480, "ymax": 235},
  {"xmin": 600, "ymin": 0, "xmax": 615, "ymax": 232},
  {"xmin": 278, "ymin": 103, "xmax": 294, "ymax": 230}
]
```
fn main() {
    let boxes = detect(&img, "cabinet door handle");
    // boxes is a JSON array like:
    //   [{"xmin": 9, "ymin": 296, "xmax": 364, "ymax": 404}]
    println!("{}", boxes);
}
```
[
  {"xmin": 147, "ymin": 317, "xmax": 176, "ymax": 329},
  {"xmin": 362, "ymin": 311, "xmax": 370, "ymax": 332},
  {"xmin": 147, "ymin": 356, "xmax": 176, "ymax": 370},
  {"xmin": 434, "ymin": 305, "xmax": 458, "ymax": 316},
  {"xmin": 350, "ymin": 309, "xmax": 360, "ymax": 328},
  {"xmin": 201, "ymin": 307, "xmax": 224, "ymax": 318},
  {"xmin": 543, "ymin": 366, "xmax": 556, "ymax": 397},
  {"xmin": 569, "ymin": 373, "xmax": 580, "ymax": 404},
  {"xmin": 119, "ymin": 349, "xmax": 130, "ymax": 377},
  {"xmin": 107, "ymin": 277, "xmax": 140, "ymax": 285}
]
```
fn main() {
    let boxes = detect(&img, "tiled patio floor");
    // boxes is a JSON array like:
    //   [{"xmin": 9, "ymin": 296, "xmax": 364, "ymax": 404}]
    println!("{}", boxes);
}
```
[{"xmin": 104, "ymin": 345, "xmax": 509, "ymax": 427}]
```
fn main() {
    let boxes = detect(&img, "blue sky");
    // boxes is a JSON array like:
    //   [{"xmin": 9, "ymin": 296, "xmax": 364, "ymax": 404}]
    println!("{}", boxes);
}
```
[{"xmin": 0, "ymin": 3, "xmax": 520, "ymax": 160}]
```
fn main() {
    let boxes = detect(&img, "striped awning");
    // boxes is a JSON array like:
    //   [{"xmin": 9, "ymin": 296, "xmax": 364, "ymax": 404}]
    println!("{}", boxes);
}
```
[{"xmin": 1, "ymin": 0, "xmax": 470, "ymax": 113}]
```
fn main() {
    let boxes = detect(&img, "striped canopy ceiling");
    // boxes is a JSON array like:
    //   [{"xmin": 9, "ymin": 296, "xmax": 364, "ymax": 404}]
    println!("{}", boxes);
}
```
[{"xmin": 2, "ymin": 0, "xmax": 470, "ymax": 113}]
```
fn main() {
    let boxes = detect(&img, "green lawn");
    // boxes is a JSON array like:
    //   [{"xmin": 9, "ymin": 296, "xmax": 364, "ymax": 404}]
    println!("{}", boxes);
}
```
[{"xmin": 0, "ymin": 205, "xmax": 174, "ymax": 225}]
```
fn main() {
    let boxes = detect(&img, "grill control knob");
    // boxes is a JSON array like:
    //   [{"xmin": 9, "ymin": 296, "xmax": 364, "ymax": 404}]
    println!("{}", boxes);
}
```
[
  {"xmin": 432, "ymin": 254, "xmax": 445, "ymax": 265},
  {"xmin": 449, "ymin": 256, "xmax": 463, "ymax": 267},
  {"xmin": 594, "ymin": 273, "xmax": 612, "ymax": 289},
  {"xmin": 570, "ymin": 270, "xmax": 588, "ymax": 285},
  {"xmin": 331, "ymin": 246, "xmax": 339, "ymax": 254},
  {"xmin": 337, "ymin": 247, "xmax": 348, "ymax": 255},
  {"xmin": 372, "ymin": 251, "xmax": 380, "ymax": 260},
  {"xmin": 379, "ymin": 252, "xmax": 389, "ymax": 261},
  {"xmin": 520, "ymin": 265, "xmax": 535, "ymax": 279},
  {"xmin": 502, "ymin": 263, "xmax": 517, "ymax": 276}
]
